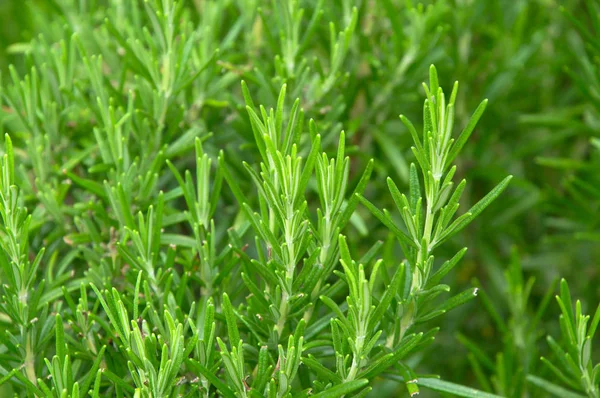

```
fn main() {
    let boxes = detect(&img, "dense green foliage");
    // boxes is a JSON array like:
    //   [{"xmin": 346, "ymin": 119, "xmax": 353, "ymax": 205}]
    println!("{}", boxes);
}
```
[{"xmin": 0, "ymin": 0, "xmax": 598, "ymax": 397}]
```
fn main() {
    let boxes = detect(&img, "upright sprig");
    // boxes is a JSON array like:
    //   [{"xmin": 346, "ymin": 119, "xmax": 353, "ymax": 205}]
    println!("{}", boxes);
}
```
[
  {"xmin": 310, "ymin": 130, "xmax": 372, "ymax": 317},
  {"xmin": 361, "ymin": 64, "xmax": 512, "ymax": 291},
  {"xmin": 333, "ymin": 236, "xmax": 382, "ymax": 385},
  {"xmin": 226, "ymin": 82, "xmax": 371, "ymax": 341},
  {"xmin": 90, "ymin": 280, "xmax": 194, "ymax": 398},
  {"xmin": 0, "ymin": 134, "xmax": 50, "ymax": 393},
  {"xmin": 528, "ymin": 280, "xmax": 600, "ymax": 398},
  {"xmin": 357, "ymin": 65, "xmax": 512, "ymax": 394},
  {"xmin": 240, "ymin": 83, "xmax": 316, "ymax": 339},
  {"xmin": 168, "ymin": 138, "xmax": 224, "ymax": 296}
]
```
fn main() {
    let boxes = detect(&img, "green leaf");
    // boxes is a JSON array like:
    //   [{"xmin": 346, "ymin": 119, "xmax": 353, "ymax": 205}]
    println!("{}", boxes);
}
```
[
  {"xmin": 418, "ymin": 377, "xmax": 504, "ymax": 398},
  {"xmin": 360, "ymin": 333, "xmax": 423, "ymax": 379},
  {"xmin": 425, "ymin": 248, "xmax": 467, "ymax": 288},
  {"xmin": 434, "ymin": 287, "xmax": 478, "ymax": 314},
  {"xmin": 222, "ymin": 293, "xmax": 240, "ymax": 347},
  {"xmin": 55, "ymin": 314, "xmax": 66, "ymax": 362},
  {"xmin": 79, "ymin": 346, "xmax": 106, "ymax": 394},
  {"xmin": 311, "ymin": 379, "xmax": 369, "ymax": 398},
  {"xmin": 302, "ymin": 355, "xmax": 342, "ymax": 384},
  {"xmin": 434, "ymin": 176, "xmax": 513, "ymax": 246},
  {"xmin": 0, "ymin": 369, "xmax": 17, "ymax": 388},
  {"xmin": 357, "ymin": 194, "xmax": 417, "ymax": 249},
  {"xmin": 160, "ymin": 233, "xmax": 196, "ymax": 248},
  {"xmin": 186, "ymin": 359, "xmax": 237, "ymax": 398},
  {"xmin": 445, "ymin": 99, "xmax": 488, "ymax": 168},
  {"xmin": 526, "ymin": 375, "xmax": 586, "ymax": 398},
  {"xmin": 219, "ymin": 150, "xmax": 249, "ymax": 207},
  {"xmin": 369, "ymin": 262, "xmax": 404, "ymax": 329}
]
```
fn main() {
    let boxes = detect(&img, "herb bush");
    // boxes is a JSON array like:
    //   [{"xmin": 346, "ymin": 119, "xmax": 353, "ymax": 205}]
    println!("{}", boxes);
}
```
[{"xmin": 0, "ymin": 0, "xmax": 598, "ymax": 397}]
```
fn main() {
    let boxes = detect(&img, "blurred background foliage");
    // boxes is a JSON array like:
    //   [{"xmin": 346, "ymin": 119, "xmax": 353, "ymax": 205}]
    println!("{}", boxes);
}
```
[{"xmin": 0, "ymin": 0, "xmax": 598, "ymax": 396}]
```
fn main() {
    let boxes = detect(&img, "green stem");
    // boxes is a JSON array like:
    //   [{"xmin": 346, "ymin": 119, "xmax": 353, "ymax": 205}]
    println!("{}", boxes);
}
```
[
  {"xmin": 24, "ymin": 338, "xmax": 37, "ymax": 386},
  {"xmin": 276, "ymin": 292, "xmax": 289, "ymax": 337},
  {"xmin": 412, "ymin": 199, "xmax": 434, "ymax": 294},
  {"xmin": 276, "ymin": 213, "xmax": 296, "ymax": 337}
]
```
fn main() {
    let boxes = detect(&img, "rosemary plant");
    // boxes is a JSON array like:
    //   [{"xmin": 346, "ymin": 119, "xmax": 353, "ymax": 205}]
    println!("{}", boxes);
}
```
[{"xmin": 0, "ymin": 0, "xmax": 598, "ymax": 397}]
